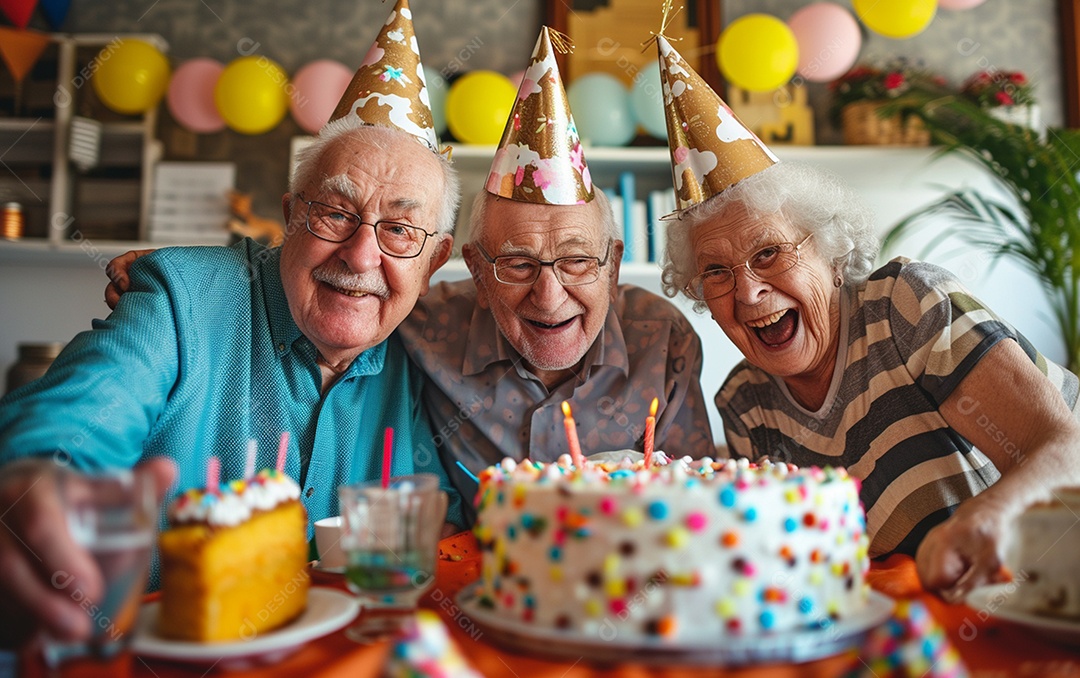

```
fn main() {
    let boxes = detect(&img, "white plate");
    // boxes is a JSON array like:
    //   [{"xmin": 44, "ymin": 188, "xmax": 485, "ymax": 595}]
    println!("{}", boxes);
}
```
[
  {"xmin": 456, "ymin": 583, "xmax": 894, "ymax": 666},
  {"xmin": 133, "ymin": 587, "xmax": 359, "ymax": 668},
  {"xmin": 967, "ymin": 584, "xmax": 1080, "ymax": 647}
]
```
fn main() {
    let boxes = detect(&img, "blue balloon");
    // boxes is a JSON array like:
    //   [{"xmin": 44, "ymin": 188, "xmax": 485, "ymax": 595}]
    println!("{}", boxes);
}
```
[
  {"xmin": 422, "ymin": 65, "xmax": 448, "ymax": 136},
  {"xmin": 567, "ymin": 73, "xmax": 635, "ymax": 147},
  {"xmin": 630, "ymin": 61, "xmax": 667, "ymax": 140}
]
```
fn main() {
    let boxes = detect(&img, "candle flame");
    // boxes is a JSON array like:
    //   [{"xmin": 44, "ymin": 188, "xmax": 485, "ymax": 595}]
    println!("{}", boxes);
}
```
[
  {"xmin": 649, "ymin": 397, "xmax": 659, "ymax": 417},
  {"xmin": 561, "ymin": 401, "xmax": 572, "ymax": 418}
]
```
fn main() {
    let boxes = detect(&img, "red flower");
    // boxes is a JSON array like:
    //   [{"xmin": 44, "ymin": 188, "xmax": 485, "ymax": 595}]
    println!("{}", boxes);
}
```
[
  {"xmin": 995, "ymin": 91, "xmax": 1015, "ymax": 106},
  {"xmin": 884, "ymin": 72, "xmax": 905, "ymax": 90},
  {"xmin": 1009, "ymin": 72, "xmax": 1027, "ymax": 85}
]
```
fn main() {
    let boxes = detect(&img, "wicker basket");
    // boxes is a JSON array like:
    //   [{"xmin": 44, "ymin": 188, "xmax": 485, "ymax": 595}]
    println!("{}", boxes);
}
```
[{"xmin": 841, "ymin": 101, "xmax": 930, "ymax": 146}]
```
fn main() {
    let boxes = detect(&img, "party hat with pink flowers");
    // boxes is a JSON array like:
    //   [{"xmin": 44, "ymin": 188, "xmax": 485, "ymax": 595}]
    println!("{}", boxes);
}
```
[
  {"xmin": 326, "ymin": 0, "xmax": 440, "ymax": 152},
  {"xmin": 485, "ymin": 26, "xmax": 593, "ymax": 205},
  {"xmin": 653, "ymin": 11, "xmax": 777, "ymax": 211}
]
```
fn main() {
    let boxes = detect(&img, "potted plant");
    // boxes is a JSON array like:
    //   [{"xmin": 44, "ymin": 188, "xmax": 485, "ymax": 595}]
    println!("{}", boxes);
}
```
[
  {"xmin": 886, "ymin": 92, "xmax": 1080, "ymax": 371},
  {"xmin": 829, "ymin": 58, "xmax": 946, "ymax": 146},
  {"xmin": 959, "ymin": 70, "xmax": 1040, "ymax": 132}
]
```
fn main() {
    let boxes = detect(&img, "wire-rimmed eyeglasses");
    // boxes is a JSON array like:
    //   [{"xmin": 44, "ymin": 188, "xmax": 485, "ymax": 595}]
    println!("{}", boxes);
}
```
[
  {"xmin": 474, "ymin": 240, "xmax": 613, "ymax": 286},
  {"xmin": 685, "ymin": 233, "xmax": 814, "ymax": 301},
  {"xmin": 297, "ymin": 194, "xmax": 436, "ymax": 259}
]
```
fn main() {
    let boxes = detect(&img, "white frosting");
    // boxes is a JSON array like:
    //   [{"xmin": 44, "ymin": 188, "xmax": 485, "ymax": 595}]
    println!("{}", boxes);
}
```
[
  {"xmin": 1003, "ymin": 489, "xmax": 1080, "ymax": 618},
  {"xmin": 168, "ymin": 469, "xmax": 301, "ymax": 527},
  {"xmin": 474, "ymin": 457, "xmax": 870, "ymax": 641}
]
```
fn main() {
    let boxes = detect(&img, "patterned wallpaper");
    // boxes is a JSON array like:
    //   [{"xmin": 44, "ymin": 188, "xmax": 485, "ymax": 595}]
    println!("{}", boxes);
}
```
[{"xmin": 54, "ymin": 0, "xmax": 1063, "ymax": 211}]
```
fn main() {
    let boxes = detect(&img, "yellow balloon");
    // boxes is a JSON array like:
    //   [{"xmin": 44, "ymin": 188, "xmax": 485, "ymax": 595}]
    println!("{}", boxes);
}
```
[
  {"xmin": 717, "ymin": 14, "xmax": 798, "ymax": 92},
  {"xmin": 854, "ymin": 0, "xmax": 937, "ymax": 39},
  {"xmin": 91, "ymin": 40, "xmax": 171, "ymax": 115},
  {"xmin": 445, "ymin": 71, "xmax": 516, "ymax": 145},
  {"xmin": 215, "ymin": 56, "xmax": 290, "ymax": 135}
]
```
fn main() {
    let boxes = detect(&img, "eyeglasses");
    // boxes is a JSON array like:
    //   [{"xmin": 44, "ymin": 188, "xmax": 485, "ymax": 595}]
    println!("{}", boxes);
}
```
[
  {"xmin": 474, "ymin": 240, "xmax": 613, "ymax": 286},
  {"xmin": 297, "ymin": 194, "xmax": 436, "ymax": 259},
  {"xmin": 685, "ymin": 233, "xmax": 814, "ymax": 301}
]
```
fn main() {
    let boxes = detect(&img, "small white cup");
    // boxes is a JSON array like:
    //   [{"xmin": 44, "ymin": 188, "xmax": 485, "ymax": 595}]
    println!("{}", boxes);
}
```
[{"xmin": 314, "ymin": 516, "xmax": 346, "ymax": 569}]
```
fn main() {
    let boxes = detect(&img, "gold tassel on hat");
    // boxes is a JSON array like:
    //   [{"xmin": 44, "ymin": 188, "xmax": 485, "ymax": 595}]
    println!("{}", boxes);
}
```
[
  {"xmin": 653, "ymin": 10, "xmax": 778, "ymax": 212},
  {"xmin": 326, "ymin": 0, "xmax": 441, "ymax": 153},
  {"xmin": 485, "ymin": 26, "xmax": 593, "ymax": 205}
]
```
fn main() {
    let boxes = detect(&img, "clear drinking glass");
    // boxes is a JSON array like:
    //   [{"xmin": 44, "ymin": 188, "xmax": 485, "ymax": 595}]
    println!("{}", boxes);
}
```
[
  {"xmin": 40, "ymin": 467, "xmax": 158, "ymax": 676},
  {"xmin": 338, "ymin": 473, "xmax": 447, "ymax": 643}
]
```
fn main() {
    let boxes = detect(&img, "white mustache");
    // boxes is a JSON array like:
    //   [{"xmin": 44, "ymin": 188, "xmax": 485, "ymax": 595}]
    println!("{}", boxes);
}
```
[{"xmin": 312, "ymin": 264, "xmax": 390, "ymax": 299}]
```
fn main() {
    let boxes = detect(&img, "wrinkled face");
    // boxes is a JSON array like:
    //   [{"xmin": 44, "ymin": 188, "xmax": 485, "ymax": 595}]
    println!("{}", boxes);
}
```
[
  {"xmin": 691, "ymin": 204, "xmax": 839, "ymax": 382},
  {"xmin": 464, "ymin": 198, "xmax": 621, "ymax": 382},
  {"xmin": 279, "ymin": 132, "xmax": 450, "ymax": 363}
]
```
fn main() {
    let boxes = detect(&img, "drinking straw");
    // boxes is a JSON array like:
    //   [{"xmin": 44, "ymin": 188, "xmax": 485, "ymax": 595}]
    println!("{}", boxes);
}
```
[
  {"xmin": 455, "ymin": 460, "xmax": 479, "ymax": 484},
  {"xmin": 382, "ymin": 427, "xmax": 394, "ymax": 489}
]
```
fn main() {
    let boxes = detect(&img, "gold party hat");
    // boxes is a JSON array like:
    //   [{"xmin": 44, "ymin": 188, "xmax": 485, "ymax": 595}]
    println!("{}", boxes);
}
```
[
  {"xmin": 327, "ymin": 0, "xmax": 439, "ymax": 152},
  {"xmin": 485, "ymin": 26, "xmax": 593, "ymax": 205},
  {"xmin": 656, "ymin": 34, "xmax": 778, "ymax": 210}
]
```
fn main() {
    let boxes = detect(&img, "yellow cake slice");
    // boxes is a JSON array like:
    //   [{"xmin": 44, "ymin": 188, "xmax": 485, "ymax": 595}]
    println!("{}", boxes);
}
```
[{"xmin": 158, "ymin": 469, "xmax": 310, "ymax": 642}]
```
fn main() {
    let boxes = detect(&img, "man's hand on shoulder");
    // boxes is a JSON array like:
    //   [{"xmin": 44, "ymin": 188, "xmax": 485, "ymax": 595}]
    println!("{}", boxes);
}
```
[{"xmin": 104, "ymin": 249, "xmax": 154, "ymax": 310}]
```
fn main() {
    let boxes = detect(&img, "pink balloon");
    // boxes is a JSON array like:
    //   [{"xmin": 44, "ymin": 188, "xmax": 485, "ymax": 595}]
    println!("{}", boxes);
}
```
[
  {"xmin": 290, "ymin": 60, "xmax": 354, "ymax": 135},
  {"xmin": 167, "ymin": 58, "xmax": 226, "ymax": 133},
  {"xmin": 939, "ymin": 0, "xmax": 987, "ymax": 9},
  {"xmin": 788, "ymin": 3, "xmax": 862, "ymax": 83},
  {"xmin": 508, "ymin": 69, "xmax": 526, "ymax": 90}
]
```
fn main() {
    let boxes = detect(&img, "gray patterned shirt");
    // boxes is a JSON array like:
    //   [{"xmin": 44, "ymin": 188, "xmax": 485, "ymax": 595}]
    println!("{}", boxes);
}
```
[{"xmin": 398, "ymin": 279, "xmax": 715, "ymax": 523}]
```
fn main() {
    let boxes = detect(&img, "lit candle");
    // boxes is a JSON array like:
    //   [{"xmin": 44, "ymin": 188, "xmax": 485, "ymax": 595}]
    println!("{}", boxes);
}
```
[
  {"xmin": 561, "ymin": 401, "xmax": 584, "ymax": 468},
  {"xmin": 643, "ymin": 397, "xmax": 659, "ymax": 468}
]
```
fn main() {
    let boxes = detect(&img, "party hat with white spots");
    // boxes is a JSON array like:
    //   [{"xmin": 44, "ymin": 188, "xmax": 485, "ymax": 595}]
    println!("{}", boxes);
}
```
[
  {"xmin": 327, "ymin": 0, "xmax": 439, "ymax": 152},
  {"xmin": 485, "ymin": 26, "xmax": 593, "ymax": 205},
  {"xmin": 655, "ymin": 33, "xmax": 777, "ymax": 210}
]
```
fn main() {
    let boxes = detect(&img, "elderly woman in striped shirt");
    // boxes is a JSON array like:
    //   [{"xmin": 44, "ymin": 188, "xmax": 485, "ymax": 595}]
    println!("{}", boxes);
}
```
[{"xmin": 661, "ymin": 160, "xmax": 1080, "ymax": 601}]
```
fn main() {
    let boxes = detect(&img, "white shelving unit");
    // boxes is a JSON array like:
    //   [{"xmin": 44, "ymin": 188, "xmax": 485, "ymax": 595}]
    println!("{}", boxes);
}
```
[{"xmin": 0, "ymin": 33, "xmax": 165, "ymax": 251}]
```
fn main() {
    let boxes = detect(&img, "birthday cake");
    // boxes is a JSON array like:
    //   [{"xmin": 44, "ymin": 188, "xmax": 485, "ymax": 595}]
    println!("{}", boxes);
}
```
[
  {"xmin": 1002, "ymin": 488, "xmax": 1080, "ymax": 618},
  {"xmin": 472, "ymin": 455, "xmax": 870, "ymax": 641},
  {"xmin": 157, "ymin": 468, "xmax": 310, "ymax": 641}
]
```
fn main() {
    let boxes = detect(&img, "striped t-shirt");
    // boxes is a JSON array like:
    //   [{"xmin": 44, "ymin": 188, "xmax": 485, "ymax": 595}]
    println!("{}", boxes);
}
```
[{"xmin": 717, "ymin": 257, "xmax": 1079, "ymax": 558}]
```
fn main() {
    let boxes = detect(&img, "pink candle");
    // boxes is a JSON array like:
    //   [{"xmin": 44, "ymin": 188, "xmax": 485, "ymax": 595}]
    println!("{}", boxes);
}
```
[
  {"xmin": 276, "ymin": 431, "xmax": 290, "ymax": 473},
  {"xmin": 207, "ymin": 456, "xmax": 220, "ymax": 493},
  {"xmin": 561, "ymin": 401, "xmax": 584, "ymax": 468},
  {"xmin": 382, "ymin": 427, "xmax": 394, "ymax": 489},
  {"xmin": 244, "ymin": 439, "xmax": 257, "ymax": 479},
  {"xmin": 643, "ymin": 397, "xmax": 659, "ymax": 468}
]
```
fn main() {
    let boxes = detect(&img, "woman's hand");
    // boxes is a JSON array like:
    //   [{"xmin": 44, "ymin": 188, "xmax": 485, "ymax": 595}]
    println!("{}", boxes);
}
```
[
  {"xmin": 104, "ymin": 249, "xmax": 154, "ymax": 310},
  {"xmin": 915, "ymin": 493, "xmax": 1014, "ymax": 603},
  {"xmin": 930, "ymin": 338, "xmax": 1080, "ymax": 601}
]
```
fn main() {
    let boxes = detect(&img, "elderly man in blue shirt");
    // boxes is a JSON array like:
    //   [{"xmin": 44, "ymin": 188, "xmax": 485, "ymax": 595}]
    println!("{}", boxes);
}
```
[{"xmin": 0, "ymin": 6, "xmax": 462, "ymax": 648}]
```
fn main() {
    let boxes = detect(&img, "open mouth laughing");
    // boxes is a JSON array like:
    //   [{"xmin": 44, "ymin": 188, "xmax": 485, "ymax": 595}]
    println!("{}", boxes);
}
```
[
  {"xmin": 747, "ymin": 308, "xmax": 798, "ymax": 347},
  {"xmin": 526, "ymin": 317, "xmax": 576, "ymax": 331}
]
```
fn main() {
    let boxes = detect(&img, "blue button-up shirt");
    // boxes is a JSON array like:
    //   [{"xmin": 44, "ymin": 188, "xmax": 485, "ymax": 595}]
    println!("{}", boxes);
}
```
[{"xmin": 0, "ymin": 240, "xmax": 462, "ymax": 576}]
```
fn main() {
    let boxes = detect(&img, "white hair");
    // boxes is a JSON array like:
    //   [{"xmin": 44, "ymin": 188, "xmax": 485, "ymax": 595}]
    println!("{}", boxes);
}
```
[
  {"xmin": 661, "ymin": 161, "xmax": 879, "ymax": 312},
  {"xmin": 466, "ymin": 188, "xmax": 619, "ymax": 245},
  {"xmin": 290, "ymin": 121, "xmax": 461, "ymax": 237}
]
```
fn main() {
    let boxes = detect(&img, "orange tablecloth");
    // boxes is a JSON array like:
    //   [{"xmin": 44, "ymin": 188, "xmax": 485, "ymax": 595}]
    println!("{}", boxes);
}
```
[{"xmin": 23, "ymin": 534, "xmax": 1080, "ymax": 677}]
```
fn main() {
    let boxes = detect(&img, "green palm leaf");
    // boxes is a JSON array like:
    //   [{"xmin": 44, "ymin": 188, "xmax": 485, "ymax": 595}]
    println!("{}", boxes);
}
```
[{"xmin": 884, "ymin": 92, "xmax": 1080, "ymax": 370}]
